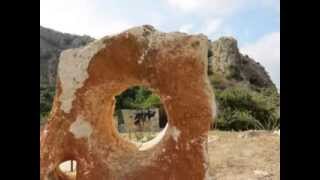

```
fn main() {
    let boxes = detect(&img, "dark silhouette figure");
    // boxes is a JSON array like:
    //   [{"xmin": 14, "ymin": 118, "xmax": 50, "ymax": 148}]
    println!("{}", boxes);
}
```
[{"xmin": 134, "ymin": 109, "xmax": 156, "ymax": 127}]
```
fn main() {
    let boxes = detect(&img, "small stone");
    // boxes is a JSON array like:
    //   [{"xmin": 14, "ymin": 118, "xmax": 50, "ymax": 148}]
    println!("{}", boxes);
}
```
[
  {"xmin": 254, "ymin": 170, "xmax": 269, "ymax": 177},
  {"xmin": 273, "ymin": 129, "xmax": 280, "ymax": 136},
  {"xmin": 208, "ymin": 135, "xmax": 219, "ymax": 143}
]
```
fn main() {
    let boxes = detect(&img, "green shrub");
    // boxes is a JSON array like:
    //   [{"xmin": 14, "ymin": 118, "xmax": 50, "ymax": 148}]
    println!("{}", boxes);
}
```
[
  {"xmin": 214, "ymin": 85, "xmax": 279, "ymax": 131},
  {"xmin": 209, "ymin": 73, "xmax": 235, "ymax": 90},
  {"xmin": 40, "ymin": 84, "xmax": 55, "ymax": 125},
  {"xmin": 115, "ymin": 86, "xmax": 161, "ymax": 110}
]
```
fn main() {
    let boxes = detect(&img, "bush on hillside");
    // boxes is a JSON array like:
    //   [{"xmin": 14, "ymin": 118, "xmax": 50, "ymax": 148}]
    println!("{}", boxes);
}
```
[
  {"xmin": 40, "ymin": 84, "xmax": 55, "ymax": 124},
  {"xmin": 214, "ymin": 85, "xmax": 279, "ymax": 131}
]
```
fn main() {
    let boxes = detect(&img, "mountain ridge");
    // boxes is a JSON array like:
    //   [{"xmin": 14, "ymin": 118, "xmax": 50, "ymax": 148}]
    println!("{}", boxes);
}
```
[{"xmin": 40, "ymin": 25, "xmax": 276, "ymax": 90}]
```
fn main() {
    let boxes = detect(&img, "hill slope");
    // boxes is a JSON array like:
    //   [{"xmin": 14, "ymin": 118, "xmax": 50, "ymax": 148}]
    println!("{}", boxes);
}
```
[
  {"xmin": 40, "ymin": 26, "xmax": 279, "ymax": 129},
  {"xmin": 40, "ymin": 26, "xmax": 275, "ymax": 89},
  {"xmin": 208, "ymin": 37, "xmax": 276, "ymax": 90}
]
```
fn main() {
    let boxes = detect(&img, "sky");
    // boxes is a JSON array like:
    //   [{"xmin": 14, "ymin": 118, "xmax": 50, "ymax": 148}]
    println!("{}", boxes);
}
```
[{"xmin": 40, "ymin": 0, "xmax": 280, "ymax": 89}]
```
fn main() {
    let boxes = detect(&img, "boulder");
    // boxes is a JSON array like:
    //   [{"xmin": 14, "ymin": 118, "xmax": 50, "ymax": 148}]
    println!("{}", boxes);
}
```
[{"xmin": 40, "ymin": 25, "xmax": 215, "ymax": 180}]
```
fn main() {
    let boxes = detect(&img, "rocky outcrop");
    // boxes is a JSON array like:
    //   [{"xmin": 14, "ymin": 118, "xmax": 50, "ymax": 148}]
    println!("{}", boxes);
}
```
[
  {"xmin": 40, "ymin": 27, "xmax": 276, "ymax": 90},
  {"xmin": 208, "ymin": 37, "xmax": 276, "ymax": 89},
  {"xmin": 40, "ymin": 26, "xmax": 94, "ymax": 86},
  {"xmin": 40, "ymin": 25, "xmax": 214, "ymax": 180}
]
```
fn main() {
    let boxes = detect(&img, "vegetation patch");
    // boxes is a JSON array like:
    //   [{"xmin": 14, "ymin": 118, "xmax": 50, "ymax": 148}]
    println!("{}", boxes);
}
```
[{"xmin": 214, "ymin": 85, "xmax": 279, "ymax": 131}]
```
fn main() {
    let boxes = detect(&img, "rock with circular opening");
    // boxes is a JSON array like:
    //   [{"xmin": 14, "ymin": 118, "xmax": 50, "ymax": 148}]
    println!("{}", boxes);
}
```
[{"xmin": 40, "ymin": 25, "xmax": 215, "ymax": 180}]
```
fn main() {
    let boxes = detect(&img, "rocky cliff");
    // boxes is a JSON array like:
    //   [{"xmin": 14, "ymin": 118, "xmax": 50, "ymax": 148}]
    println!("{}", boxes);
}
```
[
  {"xmin": 40, "ymin": 26, "xmax": 94, "ymax": 86},
  {"xmin": 40, "ymin": 26, "xmax": 275, "ymax": 90},
  {"xmin": 208, "ymin": 37, "xmax": 276, "ymax": 89}
]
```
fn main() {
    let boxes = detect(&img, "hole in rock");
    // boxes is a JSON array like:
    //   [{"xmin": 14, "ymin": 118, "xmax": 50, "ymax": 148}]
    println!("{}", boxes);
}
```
[
  {"xmin": 58, "ymin": 160, "xmax": 77, "ymax": 178},
  {"xmin": 113, "ymin": 86, "xmax": 168, "ymax": 147}
]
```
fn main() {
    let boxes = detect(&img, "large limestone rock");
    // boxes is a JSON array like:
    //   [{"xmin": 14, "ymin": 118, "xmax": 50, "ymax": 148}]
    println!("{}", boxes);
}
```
[{"xmin": 40, "ymin": 25, "xmax": 215, "ymax": 180}]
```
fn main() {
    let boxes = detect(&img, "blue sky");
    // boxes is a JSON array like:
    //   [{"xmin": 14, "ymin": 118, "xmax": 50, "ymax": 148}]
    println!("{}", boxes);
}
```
[{"xmin": 40, "ymin": 0, "xmax": 280, "ymax": 89}]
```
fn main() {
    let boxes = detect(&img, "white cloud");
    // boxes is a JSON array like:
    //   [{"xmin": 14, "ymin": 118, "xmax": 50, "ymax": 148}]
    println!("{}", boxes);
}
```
[
  {"xmin": 88, "ymin": 20, "xmax": 133, "ymax": 38},
  {"xmin": 178, "ymin": 18, "xmax": 223, "ymax": 36},
  {"xmin": 202, "ymin": 18, "xmax": 223, "ymax": 35},
  {"xmin": 261, "ymin": 0, "xmax": 280, "ymax": 10},
  {"xmin": 167, "ymin": 0, "xmax": 199, "ymax": 12},
  {"xmin": 166, "ymin": 0, "xmax": 280, "ymax": 17},
  {"xmin": 40, "ymin": 0, "xmax": 133, "ymax": 38},
  {"xmin": 166, "ymin": 0, "xmax": 246, "ymax": 15},
  {"xmin": 179, "ymin": 24, "xmax": 194, "ymax": 33},
  {"xmin": 148, "ymin": 13, "xmax": 166, "ymax": 29},
  {"xmin": 241, "ymin": 32, "xmax": 280, "ymax": 89}
]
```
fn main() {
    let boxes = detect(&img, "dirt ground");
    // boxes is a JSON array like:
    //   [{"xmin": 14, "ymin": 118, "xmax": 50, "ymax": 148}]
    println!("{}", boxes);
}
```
[
  {"xmin": 207, "ymin": 130, "xmax": 280, "ymax": 180},
  {"xmin": 59, "ymin": 130, "xmax": 280, "ymax": 180},
  {"xmin": 115, "ymin": 130, "xmax": 280, "ymax": 179}
]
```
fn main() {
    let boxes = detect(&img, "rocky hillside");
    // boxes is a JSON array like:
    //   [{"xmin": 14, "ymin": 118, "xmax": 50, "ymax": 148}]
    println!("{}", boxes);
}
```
[
  {"xmin": 40, "ymin": 26, "xmax": 279, "ymax": 129},
  {"xmin": 40, "ymin": 26, "xmax": 275, "ymax": 89},
  {"xmin": 40, "ymin": 26, "xmax": 94, "ymax": 86},
  {"xmin": 208, "ymin": 37, "xmax": 276, "ymax": 90}
]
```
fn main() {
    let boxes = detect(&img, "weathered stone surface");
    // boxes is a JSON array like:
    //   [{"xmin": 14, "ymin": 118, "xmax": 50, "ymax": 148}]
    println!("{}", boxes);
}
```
[{"xmin": 40, "ymin": 25, "xmax": 215, "ymax": 180}]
